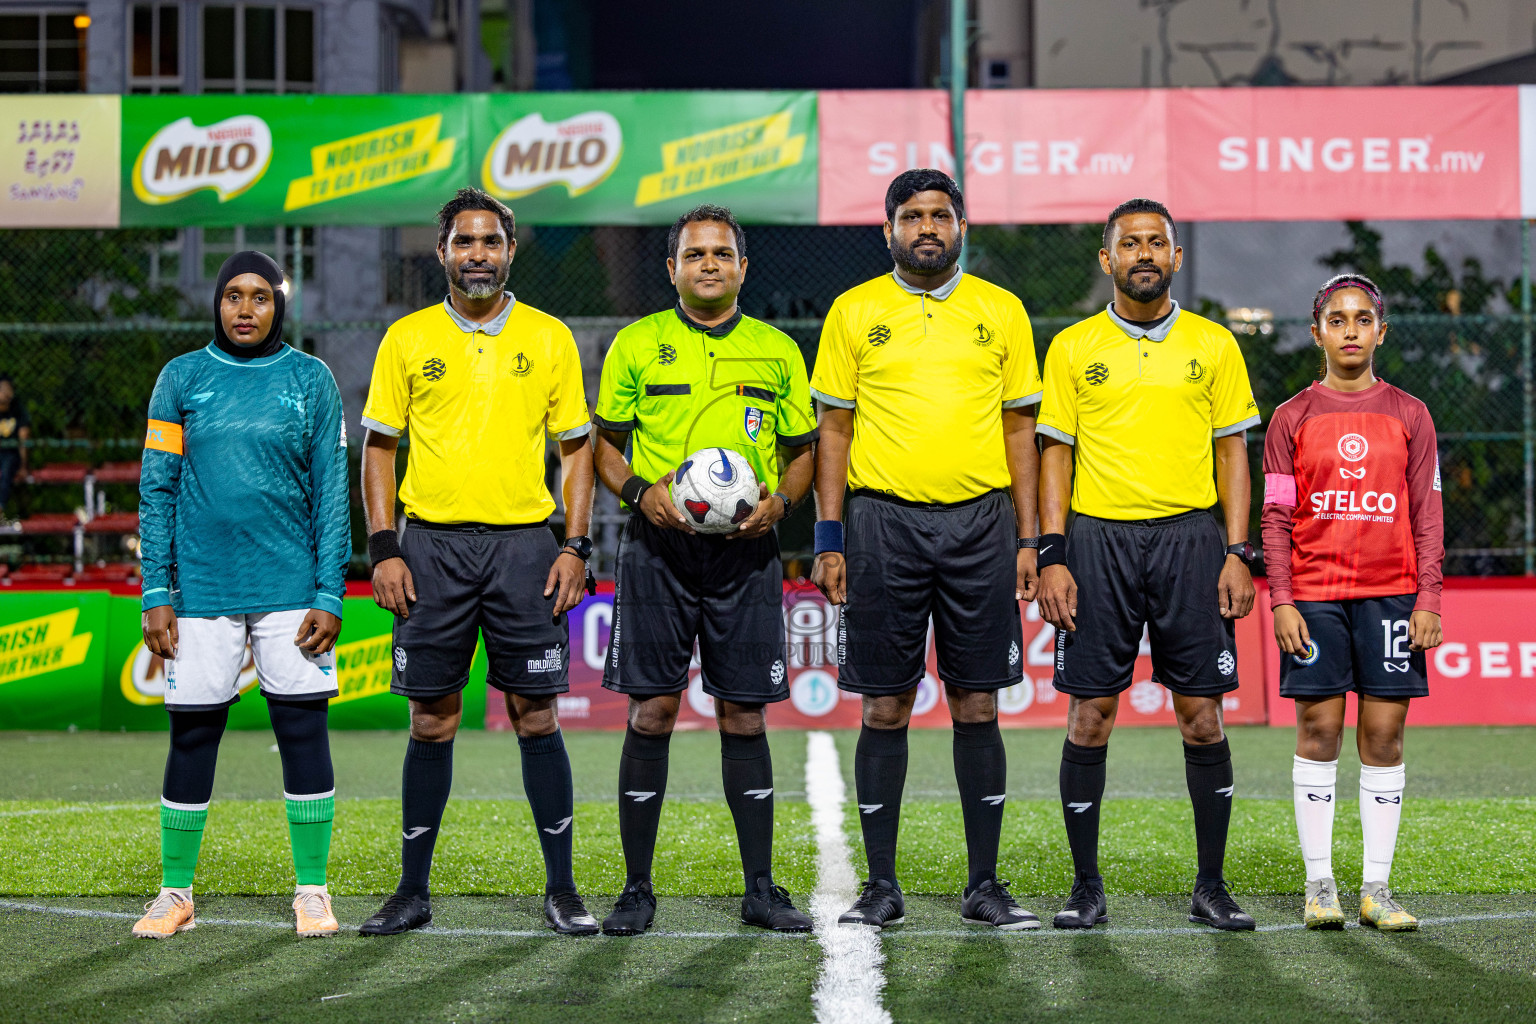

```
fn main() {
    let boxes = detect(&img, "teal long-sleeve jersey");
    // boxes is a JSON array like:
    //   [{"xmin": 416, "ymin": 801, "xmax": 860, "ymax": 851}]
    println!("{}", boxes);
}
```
[{"xmin": 139, "ymin": 343, "xmax": 351, "ymax": 618}]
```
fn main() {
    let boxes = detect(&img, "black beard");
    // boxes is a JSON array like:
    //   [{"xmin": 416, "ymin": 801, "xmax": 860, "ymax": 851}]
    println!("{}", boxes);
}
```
[
  {"xmin": 1117, "ymin": 265, "xmax": 1171, "ymax": 304},
  {"xmin": 891, "ymin": 234, "xmax": 962, "ymax": 276},
  {"xmin": 448, "ymin": 260, "xmax": 509, "ymax": 300}
]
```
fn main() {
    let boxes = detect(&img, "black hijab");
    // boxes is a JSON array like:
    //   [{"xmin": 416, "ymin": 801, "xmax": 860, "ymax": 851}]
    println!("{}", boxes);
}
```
[{"xmin": 212, "ymin": 250, "xmax": 286, "ymax": 359}]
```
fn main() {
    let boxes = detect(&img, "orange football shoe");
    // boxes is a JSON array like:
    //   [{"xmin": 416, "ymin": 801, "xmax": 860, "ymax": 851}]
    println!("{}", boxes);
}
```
[
  {"xmin": 293, "ymin": 888, "xmax": 339, "ymax": 937},
  {"xmin": 132, "ymin": 891, "xmax": 195, "ymax": 939}
]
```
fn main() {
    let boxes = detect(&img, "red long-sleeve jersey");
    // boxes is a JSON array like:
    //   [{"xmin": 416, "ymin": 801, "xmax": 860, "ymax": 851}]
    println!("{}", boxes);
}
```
[{"xmin": 1261, "ymin": 381, "xmax": 1444, "ymax": 614}]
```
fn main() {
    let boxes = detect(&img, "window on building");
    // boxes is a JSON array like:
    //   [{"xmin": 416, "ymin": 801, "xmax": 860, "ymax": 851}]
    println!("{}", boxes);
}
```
[
  {"xmin": 201, "ymin": 4, "xmax": 314, "ymax": 93},
  {"xmin": 202, "ymin": 226, "xmax": 315, "ymax": 286},
  {"xmin": 0, "ymin": 10, "xmax": 87, "ymax": 93},
  {"xmin": 129, "ymin": 4, "xmax": 182, "ymax": 94}
]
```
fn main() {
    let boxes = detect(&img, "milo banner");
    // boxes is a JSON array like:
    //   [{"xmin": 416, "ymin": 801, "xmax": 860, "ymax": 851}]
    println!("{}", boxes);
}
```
[
  {"xmin": 101, "ymin": 595, "xmax": 485, "ymax": 731},
  {"xmin": 469, "ymin": 91, "xmax": 817, "ymax": 224},
  {"xmin": 120, "ymin": 95, "xmax": 469, "ymax": 227}
]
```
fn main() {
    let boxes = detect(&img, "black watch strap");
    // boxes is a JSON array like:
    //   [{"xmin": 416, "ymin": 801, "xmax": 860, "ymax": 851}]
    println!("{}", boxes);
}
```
[
  {"xmin": 1226, "ymin": 541, "xmax": 1256, "ymax": 564},
  {"xmin": 562, "ymin": 535, "xmax": 593, "ymax": 561},
  {"xmin": 1017, "ymin": 537, "xmax": 1039, "ymax": 550}
]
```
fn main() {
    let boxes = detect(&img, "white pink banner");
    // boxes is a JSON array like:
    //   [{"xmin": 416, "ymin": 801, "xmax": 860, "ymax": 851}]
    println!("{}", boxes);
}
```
[
  {"xmin": 819, "ymin": 87, "xmax": 1522, "ymax": 224},
  {"xmin": 485, "ymin": 579, "xmax": 1536, "ymax": 731},
  {"xmin": 486, "ymin": 584, "xmax": 1269, "ymax": 732},
  {"xmin": 1259, "ymin": 580, "xmax": 1536, "ymax": 728}
]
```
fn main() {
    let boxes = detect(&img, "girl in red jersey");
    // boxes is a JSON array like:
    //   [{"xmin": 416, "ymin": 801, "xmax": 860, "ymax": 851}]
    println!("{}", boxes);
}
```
[{"xmin": 1262, "ymin": 273, "xmax": 1444, "ymax": 933}]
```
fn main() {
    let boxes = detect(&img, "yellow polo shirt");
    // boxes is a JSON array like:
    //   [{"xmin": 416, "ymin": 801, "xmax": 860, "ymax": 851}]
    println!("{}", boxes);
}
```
[
  {"xmin": 810, "ymin": 270, "xmax": 1042, "ymax": 504},
  {"xmin": 362, "ymin": 294, "xmax": 590, "ymax": 524},
  {"xmin": 1036, "ymin": 303, "xmax": 1260, "ymax": 520}
]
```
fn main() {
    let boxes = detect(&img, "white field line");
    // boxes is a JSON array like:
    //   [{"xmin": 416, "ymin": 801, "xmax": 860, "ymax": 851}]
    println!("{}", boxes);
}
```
[
  {"xmin": 805, "ymin": 731, "xmax": 893, "ymax": 1024},
  {"xmin": 0, "ymin": 803, "xmax": 157, "ymax": 819},
  {"xmin": 3, "ymin": 900, "xmax": 1534, "ymax": 939}
]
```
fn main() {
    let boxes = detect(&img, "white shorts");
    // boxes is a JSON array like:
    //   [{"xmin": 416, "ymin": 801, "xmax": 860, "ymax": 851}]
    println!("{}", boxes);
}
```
[{"xmin": 165, "ymin": 609, "xmax": 338, "ymax": 711}]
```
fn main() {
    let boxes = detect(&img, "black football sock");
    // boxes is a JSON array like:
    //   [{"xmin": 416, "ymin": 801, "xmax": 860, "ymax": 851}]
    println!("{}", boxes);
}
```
[
  {"xmin": 519, "ymin": 730, "xmax": 577, "ymax": 895},
  {"xmin": 721, "ymin": 731, "xmax": 775, "ymax": 890},
  {"xmin": 854, "ymin": 723, "xmax": 909, "ymax": 886},
  {"xmin": 1184, "ymin": 738, "xmax": 1234, "ymax": 888},
  {"xmin": 952, "ymin": 717, "xmax": 1008, "ymax": 891},
  {"xmin": 1060, "ymin": 738, "xmax": 1107, "ymax": 882},
  {"xmin": 398, "ymin": 736, "xmax": 453, "ymax": 898},
  {"xmin": 618, "ymin": 726, "xmax": 671, "ymax": 886},
  {"xmin": 163, "ymin": 707, "xmax": 228, "ymax": 805}
]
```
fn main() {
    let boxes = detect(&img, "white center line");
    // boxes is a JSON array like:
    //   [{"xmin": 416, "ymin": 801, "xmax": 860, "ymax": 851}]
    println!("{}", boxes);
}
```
[{"xmin": 805, "ymin": 730, "xmax": 893, "ymax": 1024}]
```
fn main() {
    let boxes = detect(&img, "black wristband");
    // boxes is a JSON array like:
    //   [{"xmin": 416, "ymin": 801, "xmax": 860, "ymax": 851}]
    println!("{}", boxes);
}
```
[
  {"xmin": 620, "ymin": 474, "xmax": 651, "ymax": 507},
  {"xmin": 1036, "ymin": 533, "xmax": 1068, "ymax": 569},
  {"xmin": 367, "ymin": 529, "xmax": 402, "ymax": 566}
]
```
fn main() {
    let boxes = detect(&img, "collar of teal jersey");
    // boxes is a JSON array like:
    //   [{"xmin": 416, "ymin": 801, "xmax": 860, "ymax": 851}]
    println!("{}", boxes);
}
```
[
  {"xmin": 1106, "ymin": 300, "xmax": 1182, "ymax": 342},
  {"xmin": 441, "ymin": 292, "xmax": 516, "ymax": 335},
  {"xmin": 674, "ymin": 302, "xmax": 742, "ymax": 337},
  {"xmin": 204, "ymin": 341, "xmax": 293, "ymax": 367},
  {"xmin": 890, "ymin": 265, "xmax": 963, "ymax": 301}
]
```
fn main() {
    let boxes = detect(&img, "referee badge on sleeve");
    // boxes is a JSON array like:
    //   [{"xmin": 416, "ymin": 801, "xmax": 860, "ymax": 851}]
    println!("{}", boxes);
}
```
[{"xmin": 744, "ymin": 407, "xmax": 763, "ymax": 441}]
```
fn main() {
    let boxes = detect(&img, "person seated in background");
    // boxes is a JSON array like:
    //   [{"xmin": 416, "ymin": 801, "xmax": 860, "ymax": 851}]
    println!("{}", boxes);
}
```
[{"xmin": 0, "ymin": 374, "xmax": 31, "ymax": 519}]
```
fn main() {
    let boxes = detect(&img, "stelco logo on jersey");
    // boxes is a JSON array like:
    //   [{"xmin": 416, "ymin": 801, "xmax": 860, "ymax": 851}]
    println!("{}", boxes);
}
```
[
  {"xmin": 482, "ymin": 111, "xmax": 622, "ymax": 200},
  {"xmin": 132, "ymin": 115, "xmax": 273, "ymax": 204}
]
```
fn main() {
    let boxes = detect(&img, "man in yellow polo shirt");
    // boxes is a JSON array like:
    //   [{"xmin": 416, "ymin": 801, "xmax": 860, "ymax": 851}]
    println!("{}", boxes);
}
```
[
  {"xmin": 356, "ymin": 188, "xmax": 599, "ymax": 937},
  {"xmin": 811, "ymin": 169, "xmax": 1044, "ymax": 931},
  {"xmin": 1035, "ymin": 198, "xmax": 1260, "ymax": 933}
]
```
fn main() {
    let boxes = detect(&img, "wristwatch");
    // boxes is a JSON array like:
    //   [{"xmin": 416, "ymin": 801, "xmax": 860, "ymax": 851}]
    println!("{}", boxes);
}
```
[
  {"xmin": 1225, "ymin": 541, "xmax": 1257, "ymax": 565},
  {"xmin": 562, "ymin": 535, "xmax": 594, "ymax": 561},
  {"xmin": 773, "ymin": 491, "xmax": 792, "ymax": 515},
  {"xmin": 1017, "ymin": 537, "xmax": 1039, "ymax": 550}
]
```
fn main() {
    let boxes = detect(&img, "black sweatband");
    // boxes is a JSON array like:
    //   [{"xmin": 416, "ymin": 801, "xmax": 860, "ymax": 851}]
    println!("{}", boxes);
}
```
[
  {"xmin": 620, "ymin": 474, "xmax": 651, "ymax": 507},
  {"xmin": 367, "ymin": 529, "xmax": 403, "ymax": 565},
  {"xmin": 1036, "ymin": 533, "xmax": 1068, "ymax": 569}
]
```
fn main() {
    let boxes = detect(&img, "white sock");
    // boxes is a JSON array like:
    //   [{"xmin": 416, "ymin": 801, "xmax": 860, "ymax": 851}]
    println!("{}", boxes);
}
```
[
  {"xmin": 1292, "ymin": 755, "xmax": 1338, "ymax": 881},
  {"xmin": 1359, "ymin": 763, "xmax": 1406, "ymax": 885},
  {"xmin": 159, "ymin": 886, "xmax": 192, "ymax": 899},
  {"xmin": 295, "ymin": 884, "xmax": 328, "ymax": 896}
]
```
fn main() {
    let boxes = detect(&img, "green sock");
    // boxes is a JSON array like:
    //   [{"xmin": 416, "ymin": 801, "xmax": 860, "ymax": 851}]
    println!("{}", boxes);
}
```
[
  {"xmin": 285, "ymin": 793, "xmax": 335, "ymax": 887},
  {"xmin": 160, "ymin": 802, "xmax": 208, "ymax": 890}
]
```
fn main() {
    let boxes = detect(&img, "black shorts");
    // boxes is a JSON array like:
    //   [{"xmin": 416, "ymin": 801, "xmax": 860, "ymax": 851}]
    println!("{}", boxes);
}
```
[
  {"xmin": 390, "ymin": 521, "xmax": 569, "ymax": 700},
  {"xmin": 1279, "ymin": 594, "xmax": 1429, "ymax": 699},
  {"xmin": 838, "ymin": 489, "xmax": 1024, "ymax": 696},
  {"xmin": 602, "ymin": 515, "xmax": 788, "ymax": 705},
  {"xmin": 1052, "ymin": 511, "xmax": 1238, "ymax": 699}
]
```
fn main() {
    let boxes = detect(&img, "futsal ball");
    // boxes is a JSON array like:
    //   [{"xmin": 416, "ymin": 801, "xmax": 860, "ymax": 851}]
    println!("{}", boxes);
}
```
[{"xmin": 671, "ymin": 447, "xmax": 760, "ymax": 534}]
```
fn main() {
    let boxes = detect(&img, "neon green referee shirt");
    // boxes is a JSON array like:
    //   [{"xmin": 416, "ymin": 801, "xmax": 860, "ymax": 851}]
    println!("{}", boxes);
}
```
[{"xmin": 594, "ymin": 305, "xmax": 818, "ymax": 502}]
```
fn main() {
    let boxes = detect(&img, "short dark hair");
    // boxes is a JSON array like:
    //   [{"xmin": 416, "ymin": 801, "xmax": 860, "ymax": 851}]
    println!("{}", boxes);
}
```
[
  {"xmin": 1313, "ymin": 273, "xmax": 1387, "ymax": 324},
  {"xmin": 437, "ymin": 187, "xmax": 515, "ymax": 249},
  {"xmin": 885, "ymin": 168, "xmax": 965, "ymax": 222},
  {"xmin": 667, "ymin": 204, "xmax": 746, "ymax": 261},
  {"xmin": 1103, "ymin": 197, "xmax": 1177, "ymax": 249}
]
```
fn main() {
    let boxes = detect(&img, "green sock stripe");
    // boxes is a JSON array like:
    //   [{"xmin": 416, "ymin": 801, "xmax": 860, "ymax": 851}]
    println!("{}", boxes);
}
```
[
  {"xmin": 160, "ymin": 804, "xmax": 208, "ymax": 832},
  {"xmin": 285, "ymin": 794, "xmax": 335, "ymax": 824}
]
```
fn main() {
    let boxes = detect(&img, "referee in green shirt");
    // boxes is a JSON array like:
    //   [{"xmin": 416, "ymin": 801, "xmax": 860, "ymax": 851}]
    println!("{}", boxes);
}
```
[{"xmin": 592, "ymin": 205, "xmax": 817, "ymax": 936}]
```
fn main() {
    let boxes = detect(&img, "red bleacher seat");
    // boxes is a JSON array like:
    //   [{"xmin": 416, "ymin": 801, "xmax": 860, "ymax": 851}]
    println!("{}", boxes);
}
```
[
  {"xmin": 84, "ymin": 512, "xmax": 140, "ymax": 534},
  {"xmin": 73, "ymin": 562, "xmax": 139, "ymax": 583},
  {"xmin": 27, "ymin": 462, "xmax": 90, "ymax": 485},
  {"xmin": 18, "ymin": 513, "xmax": 81, "ymax": 535},
  {"xmin": 92, "ymin": 461, "xmax": 142, "ymax": 485},
  {"xmin": 7, "ymin": 563, "xmax": 72, "ymax": 584}
]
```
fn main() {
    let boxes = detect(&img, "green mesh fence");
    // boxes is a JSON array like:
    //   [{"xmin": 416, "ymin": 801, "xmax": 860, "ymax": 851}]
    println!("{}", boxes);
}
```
[{"xmin": 1, "ymin": 222, "xmax": 1530, "ymax": 577}]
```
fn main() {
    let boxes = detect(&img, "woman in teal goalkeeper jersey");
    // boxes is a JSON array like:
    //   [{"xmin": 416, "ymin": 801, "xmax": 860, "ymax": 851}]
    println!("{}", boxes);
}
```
[{"xmin": 132, "ymin": 250, "xmax": 351, "ymax": 940}]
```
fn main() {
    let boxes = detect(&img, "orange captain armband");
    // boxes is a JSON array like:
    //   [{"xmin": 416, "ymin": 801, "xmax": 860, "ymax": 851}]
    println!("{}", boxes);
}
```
[{"xmin": 144, "ymin": 419, "xmax": 183, "ymax": 455}]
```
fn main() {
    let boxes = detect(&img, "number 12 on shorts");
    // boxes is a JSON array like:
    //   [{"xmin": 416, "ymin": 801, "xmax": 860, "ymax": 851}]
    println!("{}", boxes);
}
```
[{"xmin": 1382, "ymin": 619, "xmax": 1410, "ymax": 660}]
